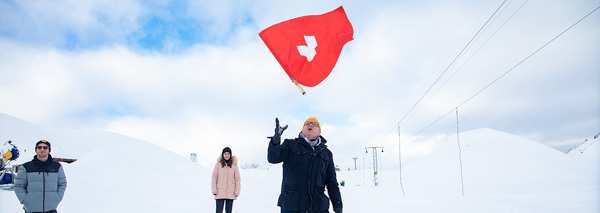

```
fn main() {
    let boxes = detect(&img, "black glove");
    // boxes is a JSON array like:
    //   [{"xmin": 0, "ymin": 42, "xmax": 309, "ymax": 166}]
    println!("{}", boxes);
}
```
[
  {"xmin": 334, "ymin": 208, "xmax": 342, "ymax": 213},
  {"xmin": 268, "ymin": 118, "xmax": 288, "ymax": 145}
]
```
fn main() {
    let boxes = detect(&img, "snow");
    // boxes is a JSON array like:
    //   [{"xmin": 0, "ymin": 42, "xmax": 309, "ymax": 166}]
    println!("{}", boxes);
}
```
[
  {"xmin": 568, "ymin": 136, "xmax": 600, "ymax": 160},
  {"xmin": 1, "ymin": 113, "xmax": 598, "ymax": 212}
]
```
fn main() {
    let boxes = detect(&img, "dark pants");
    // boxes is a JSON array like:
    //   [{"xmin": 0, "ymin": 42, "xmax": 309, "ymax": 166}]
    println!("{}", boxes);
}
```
[
  {"xmin": 26, "ymin": 210, "xmax": 57, "ymax": 213},
  {"xmin": 281, "ymin": 208, "xmax": 328, "ymax": 213},
  {"xmin": 216, "ymin": 199, "xmax": 234, "ymax": 213}
]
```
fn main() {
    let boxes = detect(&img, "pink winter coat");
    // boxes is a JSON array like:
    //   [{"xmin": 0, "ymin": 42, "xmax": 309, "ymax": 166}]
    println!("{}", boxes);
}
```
[{"xmin": 211, "ymin": 156, "xmax": 241, "ymax": 200}]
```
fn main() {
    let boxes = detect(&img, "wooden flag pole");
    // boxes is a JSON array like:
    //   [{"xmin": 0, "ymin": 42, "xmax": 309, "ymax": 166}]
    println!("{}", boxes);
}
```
[{"xmin": 292, "ymin": 79, "xmax": 306, "ymax": 95}]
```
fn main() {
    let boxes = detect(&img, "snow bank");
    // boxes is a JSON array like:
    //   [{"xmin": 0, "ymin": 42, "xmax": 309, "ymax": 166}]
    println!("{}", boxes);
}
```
[{"xmin": 1, "ymin": 114, "xmax": 598, "ymax": 212}]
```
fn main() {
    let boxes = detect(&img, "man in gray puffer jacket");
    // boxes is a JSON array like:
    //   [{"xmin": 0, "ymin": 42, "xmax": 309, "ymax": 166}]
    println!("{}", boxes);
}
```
[{"xmin": 14, "ymin": 140, "xmax": 67, "ymax": 213}]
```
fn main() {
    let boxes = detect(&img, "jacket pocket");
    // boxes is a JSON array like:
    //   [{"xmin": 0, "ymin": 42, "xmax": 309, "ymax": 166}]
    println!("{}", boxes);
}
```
[
  {"xmin": 45, "ymin": 192, "xmax": 61, "ymax": 210},
  {"xmin": 313, "ymin": 186, "xmax": 330, "ymax": 211},
  {"xmin": 283, "ymin": 185, "xmax": 298, "ymax": 195},
  {"xmin": 282, "ymin": 185, "xmax": 305, "ymax": 210},
  {"xmin": 21, "ymin": 193, "xmax": 30, "ymax": 204},
  {"xmin": 22, "ymin": 193, "xmax": 38, "ymax": 212}
]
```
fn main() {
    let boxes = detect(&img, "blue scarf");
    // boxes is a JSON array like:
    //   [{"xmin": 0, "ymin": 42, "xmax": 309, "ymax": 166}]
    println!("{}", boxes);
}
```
[{"xmin": 300, "ymin": 133, "xmax": 320, "ymax": 149}]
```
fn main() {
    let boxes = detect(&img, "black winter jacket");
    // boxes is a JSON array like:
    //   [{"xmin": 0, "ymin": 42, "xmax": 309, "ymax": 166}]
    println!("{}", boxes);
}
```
[{"xmin": 268, "ymin": 133, "xmax": 343, "ymax": 212}]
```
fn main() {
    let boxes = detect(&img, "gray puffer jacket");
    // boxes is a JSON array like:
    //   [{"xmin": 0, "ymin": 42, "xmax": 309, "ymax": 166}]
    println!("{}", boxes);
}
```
[{"xmin": 14, "ymin": 154, "xmax": 67, "ymax": 212}]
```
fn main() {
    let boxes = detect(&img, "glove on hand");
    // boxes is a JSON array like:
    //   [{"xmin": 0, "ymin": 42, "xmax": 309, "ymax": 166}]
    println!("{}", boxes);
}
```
[
  {"xmin": 275, "ymin": 118, "xmax": 288, "ymax": 135},
  {"xmin": 268, "ymin": 118, "xmax": 288, "ymax": 144}
]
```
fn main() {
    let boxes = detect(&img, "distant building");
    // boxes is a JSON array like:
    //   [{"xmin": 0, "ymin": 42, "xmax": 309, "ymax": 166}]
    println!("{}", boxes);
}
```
[{"xmin": 190, "ymin": 153, "xmax": 197, "ymax": 163}]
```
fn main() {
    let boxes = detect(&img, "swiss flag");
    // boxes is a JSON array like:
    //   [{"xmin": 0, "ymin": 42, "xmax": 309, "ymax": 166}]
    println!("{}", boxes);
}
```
[{"xmin": 259, "ymin": 6, "xmax": 354, "ymax": 87}]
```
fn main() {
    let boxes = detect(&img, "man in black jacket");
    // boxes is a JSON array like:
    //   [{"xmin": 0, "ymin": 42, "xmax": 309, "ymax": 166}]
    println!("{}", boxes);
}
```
[{"xmin": 268, "ymin": 117, "xmax": 342, "ymax": 213}]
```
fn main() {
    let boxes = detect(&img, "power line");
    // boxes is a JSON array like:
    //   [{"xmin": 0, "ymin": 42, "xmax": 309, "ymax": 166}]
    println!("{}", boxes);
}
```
[
  {"xmin": 377, "ymin": 0, "xmax": 509, "ymax": 144},
  {"xmin": 396, "ymin": 0, "xmax": 508, "ymax": 126},
  {"xmin": 456, "ymin": 5, "xmax": 600, "ymax": 109},
  {"xmin": 405, "ymin": 4, "xmax": 600, "ymax": 141},
  {"xmin": 436, "ymin": 0, "xmax": 529, "ymax": 96},
  {"xmin": 383, "ymin": 4, "xmax": 600, "ymax": 149}
]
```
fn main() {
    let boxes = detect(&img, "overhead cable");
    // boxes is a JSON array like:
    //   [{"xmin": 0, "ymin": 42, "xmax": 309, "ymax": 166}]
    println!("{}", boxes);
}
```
[
  {"xmin": 406, "ymin": 4, "xmax": 600, "ymax": 141},
  {"xmin": 377, "ymin": 0, "xmax": 509, "ymax": 144}
]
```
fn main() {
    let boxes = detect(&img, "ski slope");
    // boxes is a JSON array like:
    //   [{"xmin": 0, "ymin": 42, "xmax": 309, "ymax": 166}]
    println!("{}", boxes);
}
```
[{"xmin": 1, "ymin": 113, "xmax": 598, "ymax": 212}]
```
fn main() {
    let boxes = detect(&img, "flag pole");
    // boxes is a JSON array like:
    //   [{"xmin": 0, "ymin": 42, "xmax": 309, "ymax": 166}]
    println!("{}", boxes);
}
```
[{"xmin": 292, "ymin": 79, "xmax": 306, "ymax": 95}]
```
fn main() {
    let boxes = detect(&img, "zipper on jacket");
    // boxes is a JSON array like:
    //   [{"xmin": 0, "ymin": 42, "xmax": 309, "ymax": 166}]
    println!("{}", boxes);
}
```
[
  {"xmin": 224, "ymin": 166, "xmax": 229, "ymax": 196},
  {"xmin": 43, "ymin": 171, "xmax": 46, "ymax": 212},
  {"xmin": 307, "ymin": 145, "xmax": 327, "ymax": 212},
  {"xmin": 307, "ymin": 151, "xmax": 317, "ymax": 211},
  {"xmin": 298, "ymin": 138, "xmax": 327, "ymax": 212}
]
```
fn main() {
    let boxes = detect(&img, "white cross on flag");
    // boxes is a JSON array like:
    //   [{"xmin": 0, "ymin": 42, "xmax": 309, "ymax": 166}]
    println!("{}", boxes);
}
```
[{"xmin": 259, "ymin": 6, "xmax": 354, "ymax": 88}]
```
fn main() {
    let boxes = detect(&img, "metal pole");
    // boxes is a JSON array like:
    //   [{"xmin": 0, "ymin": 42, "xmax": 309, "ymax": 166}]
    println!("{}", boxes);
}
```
[
  {"xmin": 373, "ymin": 148, "xmax": 378, "ymax": 186},
  {"xmin": 353, "ymin": 157, "xmax": 358, "ymax": 170},
  {"xmin": 456, "ymin": 107, "xmax": 465, "ymax": 197},
  {"xmin": 362, "ymin": 155, "xmax": 365, "ymax": 185},
  {"xmin": 398, "ymin": 125, "xmax": 406, "ymax": 196},
  {"xmin": 366, "ymin": 147, "xmax": 384, "ymax": 187}
]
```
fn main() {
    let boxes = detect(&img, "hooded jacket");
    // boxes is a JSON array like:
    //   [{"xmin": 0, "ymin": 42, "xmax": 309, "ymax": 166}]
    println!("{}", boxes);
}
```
[
  {"xmin": 14, "ymin": 154, "xmax": 67, "ymax": 212},
  {"xmin": 268, "ymin": 133, "xmax": 343, "ymax": 212},
  {"xmin": 211, "ymin": 156, "xmax": 241, "ymax": 200}
]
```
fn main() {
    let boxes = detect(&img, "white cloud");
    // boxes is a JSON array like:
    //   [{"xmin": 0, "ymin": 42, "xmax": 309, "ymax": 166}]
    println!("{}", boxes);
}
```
[
  {"xmin": 0, "ymin": 0, "xmax": 598, "ymax": 168},
  {"xmin": 0, "ymin": 0, "xmax": 143, "ymax": 46}
]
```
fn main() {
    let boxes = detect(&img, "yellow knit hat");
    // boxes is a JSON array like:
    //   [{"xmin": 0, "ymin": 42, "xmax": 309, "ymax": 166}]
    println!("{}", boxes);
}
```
[{"xmin": 303, "ymin": 117, "xmax": 321, "ymax": 129}]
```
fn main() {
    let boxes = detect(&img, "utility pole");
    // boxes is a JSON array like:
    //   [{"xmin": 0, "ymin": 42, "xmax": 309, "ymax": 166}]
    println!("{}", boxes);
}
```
[
  {"xmin": 365, "ymin": 147, "xmax": 384, "ymax": 186},
  {"xmin": 398, "ymin": 125, "xmax": 405, "ymax": 196},
  {"xmin": 353, "ymin": 157, "xmax": 358, "ymax": 170},
  {"xmin": 456, "ymin": 107, "xmax": 465, "ymax": 196}
]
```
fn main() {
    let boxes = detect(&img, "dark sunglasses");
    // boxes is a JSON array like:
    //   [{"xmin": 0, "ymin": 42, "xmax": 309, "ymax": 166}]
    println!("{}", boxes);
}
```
[{"xmin": 37, "ymin": 146, "xmax": 49, "ymax": 150}]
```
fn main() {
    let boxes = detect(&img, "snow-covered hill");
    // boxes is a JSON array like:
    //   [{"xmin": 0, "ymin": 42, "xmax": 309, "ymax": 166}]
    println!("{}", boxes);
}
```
[
  {"xmin": 401, "ymin": 128, "xmax": 596, "ymax": 195},
  {"xmin": 567, "ymin": 135, "xmax": 600, "ymax": 160},
  {"xmin": 1, "ymin": 113, "xmax": 598, "ymax": 212},
  {"xmin": 0, "ymin": 113, "xmax": 213, "ymax": 212}
]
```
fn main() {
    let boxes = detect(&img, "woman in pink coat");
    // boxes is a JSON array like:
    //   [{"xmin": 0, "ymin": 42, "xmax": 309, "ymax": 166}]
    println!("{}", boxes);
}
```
[{"xmin": 212, "ymin": 147, "xmax": 241, "ymax": 213}]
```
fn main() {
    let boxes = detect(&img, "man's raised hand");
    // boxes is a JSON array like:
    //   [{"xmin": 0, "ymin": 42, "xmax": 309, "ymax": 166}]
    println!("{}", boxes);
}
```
[{"xmin": 268, "ymin": 118, "xmax": 288, "ymax": 144}]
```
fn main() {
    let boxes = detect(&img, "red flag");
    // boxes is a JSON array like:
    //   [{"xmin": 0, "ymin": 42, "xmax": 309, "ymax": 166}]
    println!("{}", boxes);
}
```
[{"xmin": 259, "ymin": 6, "xmax": 354, "ymax": 87}]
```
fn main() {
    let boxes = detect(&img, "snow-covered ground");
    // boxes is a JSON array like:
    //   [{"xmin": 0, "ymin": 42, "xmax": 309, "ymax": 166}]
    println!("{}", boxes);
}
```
[{"xmin": 1, "ymin": 113, "xmax": 598, "ymax": 212}]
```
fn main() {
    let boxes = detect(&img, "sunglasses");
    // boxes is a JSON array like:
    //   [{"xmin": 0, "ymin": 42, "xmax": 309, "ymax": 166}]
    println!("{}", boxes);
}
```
[
  {"xmin": 305, "ymin": 122, "xmax": 319, "ymax": 127},
  {"xmin": 37, "ymin": 146, "xmax": 49, "ymax": 150}
]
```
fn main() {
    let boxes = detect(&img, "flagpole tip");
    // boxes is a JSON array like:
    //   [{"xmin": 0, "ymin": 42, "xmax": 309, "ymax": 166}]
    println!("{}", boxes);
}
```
[{"xmin": 292, "ymin": 79, "xmax": 306, "ymax": 95}]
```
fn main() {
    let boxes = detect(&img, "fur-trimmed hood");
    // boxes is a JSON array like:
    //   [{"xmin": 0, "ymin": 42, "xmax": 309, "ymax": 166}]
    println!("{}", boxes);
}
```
[{"xmin": 216, "ymin": 156, "xmax": 238, "ymax": 165}]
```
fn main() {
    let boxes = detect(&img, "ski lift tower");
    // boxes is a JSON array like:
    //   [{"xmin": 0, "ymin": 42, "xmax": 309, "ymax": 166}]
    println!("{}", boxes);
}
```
[{"xmin": 365, "ymin": 147, "xmax": 384, "ymax": 186}]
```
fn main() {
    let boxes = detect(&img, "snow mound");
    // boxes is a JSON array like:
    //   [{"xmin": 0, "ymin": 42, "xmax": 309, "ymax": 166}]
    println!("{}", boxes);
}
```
[
  {"xmin": 567, "ymin": 136, "xmax": 600, "ymax": 160},
  {"xmin": 63, "ymin": 137, "xmax": 211, "ymax": 212},
  {"xmin": 402, "ymin": 128, "xmax": 594, "ymax": 195},
  {"xmin": 2, "ymin": 114, "xmax": 598, "ymax": 212},
  {"xmin": 1, "ymin": 112, "xmax": 214, "ymax": 212}
]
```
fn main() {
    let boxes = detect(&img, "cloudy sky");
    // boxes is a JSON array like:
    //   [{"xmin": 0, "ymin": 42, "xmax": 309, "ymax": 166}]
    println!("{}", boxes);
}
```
[{"xmin": 1, "ymin": 0, "xmax": 598, "ymax": 169}]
